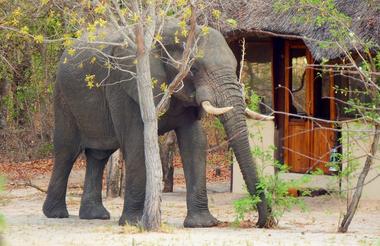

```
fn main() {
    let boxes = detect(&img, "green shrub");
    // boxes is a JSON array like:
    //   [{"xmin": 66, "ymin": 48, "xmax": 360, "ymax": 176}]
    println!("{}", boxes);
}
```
[
  {"xmin": 0, "ymin": 176, "xmax": 5, "ymax": 233},
  {"xmin": 234, "ymin": 162, "xmax": 309, "ymax": 227},
  {"xmin": 233, "ymin": 125, "xmax": 310, "ymax": 227}
]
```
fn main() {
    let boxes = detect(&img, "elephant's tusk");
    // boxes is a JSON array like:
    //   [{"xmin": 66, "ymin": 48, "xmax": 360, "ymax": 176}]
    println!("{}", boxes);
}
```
[
  {"xmin": 201, "ymin": 101, "xmax": 233, "ymax": 115},
  {"xmin": 245, "ymin": 108, "xmax": 274, "ymax": 121}
]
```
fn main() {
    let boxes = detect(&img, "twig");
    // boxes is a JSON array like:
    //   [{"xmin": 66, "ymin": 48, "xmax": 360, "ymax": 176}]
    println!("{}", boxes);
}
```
[
  {"xmin": 338, "ymin": 124, "xmax": 380, "ymax": 233},
  {"xmin": 238, "ymin": 38, "xmax": 246, "ymax": 85},
  {"xmin": 24, "ymin": 180, "xmax": 47, "ymax": 193}
]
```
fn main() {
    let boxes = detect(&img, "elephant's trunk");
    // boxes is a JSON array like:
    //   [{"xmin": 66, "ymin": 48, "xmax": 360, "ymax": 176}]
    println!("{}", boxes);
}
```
[
  {"xmin": 196, "ymin": 71, "xmax": 269, "ymax": 227},
  {"xmin": 221, "ymin": 105, "xmax": 268, "ymax": 227}
]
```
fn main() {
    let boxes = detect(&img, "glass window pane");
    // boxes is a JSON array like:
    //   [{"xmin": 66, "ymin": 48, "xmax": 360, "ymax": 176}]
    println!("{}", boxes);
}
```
[
  {"xmin": 241, "ymin": 42, "xmax": 273, "ymax": 115},
  {"xmin": 314, "ymin": 72, "xmax": 331, "ymax": 120},
  {"xmin": 290, "ymin": 48, "xmax": 307, "ymax": 116}
]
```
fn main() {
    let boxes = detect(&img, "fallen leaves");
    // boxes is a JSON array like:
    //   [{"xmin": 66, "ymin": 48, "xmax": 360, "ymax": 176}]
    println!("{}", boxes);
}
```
[
  {"xmin": 0, "ymin": 151, "xmax": 231, "ymax": 187},
  {"xmin": 0, "ymin": 158, "xmax": 86, "ymax": 184}
]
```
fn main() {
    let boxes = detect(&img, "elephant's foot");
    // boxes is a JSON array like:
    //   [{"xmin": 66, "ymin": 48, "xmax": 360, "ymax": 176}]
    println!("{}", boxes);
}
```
[
  {"xmin": 43, "ymin": 200, "xmax": 69, "ymax": 218},
  {"xmin": 79, "ymin": 203, "xmax": 110, "ymax": 220},
  {"xmin": 118, "ymin": 210, "xmax": 143, "ymax": 226},
  {"xmin": 184, "ymin": 210, "xmax": 219, "ymax": 228}
]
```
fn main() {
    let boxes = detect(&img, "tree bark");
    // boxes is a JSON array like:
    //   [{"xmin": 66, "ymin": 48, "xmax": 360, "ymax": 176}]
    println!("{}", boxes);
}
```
[
  {"xmin": 160, "ymin": 131, "xmax": 176, "ymax": 193},
  {"xmin": 134, "ymin": 8, "xmax": 162, "ymax": 230},
  {"xmin": 106, "ymin": 149, "xmax": 121, "ymax": 198},
  {"xmin": 0, "ymin": 77, "xmax": 8, "ymax": 129},
  {"xmin": 338, "ymin": 124, "xmax": 380, "ymax": 232}
]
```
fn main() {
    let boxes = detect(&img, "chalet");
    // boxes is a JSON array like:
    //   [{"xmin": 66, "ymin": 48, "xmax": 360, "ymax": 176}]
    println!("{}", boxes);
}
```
[{"xmin": 208, "ymin": 0, "xmax": 380, "ymax": 197}]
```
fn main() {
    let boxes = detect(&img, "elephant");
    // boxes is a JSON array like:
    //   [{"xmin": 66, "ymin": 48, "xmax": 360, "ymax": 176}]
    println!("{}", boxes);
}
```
[{"xmin": 42, "ymin": 21, "xmax": 271, "ymax": 228}]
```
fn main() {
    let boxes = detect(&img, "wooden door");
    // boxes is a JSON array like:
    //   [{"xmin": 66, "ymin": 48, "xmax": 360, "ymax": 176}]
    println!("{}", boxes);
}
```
[{"xmin": 283, "ymin": 41, "xmax": 336, "ymax": 174}]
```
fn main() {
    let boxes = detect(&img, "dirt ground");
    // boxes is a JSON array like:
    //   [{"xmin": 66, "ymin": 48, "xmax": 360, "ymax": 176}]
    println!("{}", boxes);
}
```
[{"xmin": 1, "ymin": 167, "xmax": 380, "ymax": 246}]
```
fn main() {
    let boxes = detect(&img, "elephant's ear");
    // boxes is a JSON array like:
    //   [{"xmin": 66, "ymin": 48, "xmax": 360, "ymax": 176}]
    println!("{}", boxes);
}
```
[
  {"xmin": 111, "ymin": 44, "xmax": 140, "ymax": 104},
  {"xmin": 159, "ymin": 20, "xmax": 195, "ymax": 75}
]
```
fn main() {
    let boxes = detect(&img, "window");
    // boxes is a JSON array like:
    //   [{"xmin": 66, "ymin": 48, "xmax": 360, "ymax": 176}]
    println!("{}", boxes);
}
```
[
  {"xmin": 241, "ymin": 42, "xmax": 273, "ymax": 115},
  {"xmin": 314, "ymin": 71, "xmax": 332, "ymax": 120},
  {"xmin": 289, "ymin": 48, "xmax": 308, "ymax": 117},
  {"xmin": 333, "ymin": 72, "xmax": 371, "ymax": 119}
]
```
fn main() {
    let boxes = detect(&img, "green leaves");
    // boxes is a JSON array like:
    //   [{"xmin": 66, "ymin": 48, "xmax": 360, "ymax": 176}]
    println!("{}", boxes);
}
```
[
  {"xmin": 246, "ymin": 90, "xmax": 261, "ymax": 112},
  {"xmin": 226, "ymin": 19, "xmax": 237, "ymax": 28},
  {"xmin": 0, "ymin": 176, "xmax": 5, "ymax": 233},
  {"xmin": 233, "ymin": 195, "xmax": 261, "ymax": 221}
]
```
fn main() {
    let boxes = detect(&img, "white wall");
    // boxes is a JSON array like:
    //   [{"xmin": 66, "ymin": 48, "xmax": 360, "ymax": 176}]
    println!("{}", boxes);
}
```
[
  {"xmin": 232, "ymin": 120, "xmax": 275, "ymax": 193},
  {"xmin": 232, "ymin": 120, "xmax": 380, "ymax": 200}
]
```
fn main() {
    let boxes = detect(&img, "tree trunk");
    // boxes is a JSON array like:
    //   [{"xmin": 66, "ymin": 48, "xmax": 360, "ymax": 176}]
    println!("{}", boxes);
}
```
[
  {"xmin": 134, "ymin": 12, "xmax": 162, "ymax": 230},
  {"xmin": 0, "ymin": 77, "xmax": 8, "ymax": 129},
  {"xmin": 338, "ymin": 124, "xmax": 380, "ymax": 232},
  {"xmin": 160, "ymin": 131, "xmax": 176, "ymax": 193},
  {"xmin": 106, "ymin": 149, "xmax": 121, "ymax": 198}
]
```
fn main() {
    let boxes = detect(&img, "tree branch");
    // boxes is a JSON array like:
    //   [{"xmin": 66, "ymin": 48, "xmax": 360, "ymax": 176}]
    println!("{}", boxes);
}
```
[{"xmin": 156, "ymin": 3, "xmax": 197, "ymax": 116}]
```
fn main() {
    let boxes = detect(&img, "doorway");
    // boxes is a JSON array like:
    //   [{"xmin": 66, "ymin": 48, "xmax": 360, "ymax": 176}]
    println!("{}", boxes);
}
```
[{"xmin": 283, "ymin": 41, "xmax": 336, "ymax": 174}]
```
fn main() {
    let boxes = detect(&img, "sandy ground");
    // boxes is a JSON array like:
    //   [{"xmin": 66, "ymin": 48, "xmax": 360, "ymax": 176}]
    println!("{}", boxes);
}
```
[{"xmin": 1, "ymin": 171, "xmax": 380, "ymax": 246}]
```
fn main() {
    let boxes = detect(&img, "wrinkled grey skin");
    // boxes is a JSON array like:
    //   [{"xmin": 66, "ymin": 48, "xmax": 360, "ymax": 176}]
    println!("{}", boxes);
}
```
[{"xmin": 42, "ymin": 23, "xmax": 268, "ymax": 228}]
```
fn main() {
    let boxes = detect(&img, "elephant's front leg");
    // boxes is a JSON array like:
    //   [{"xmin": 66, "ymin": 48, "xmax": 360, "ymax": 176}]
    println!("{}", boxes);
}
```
[{"xmin": 175, "ymin": 121, "xmax": 219, "ymax": 227}]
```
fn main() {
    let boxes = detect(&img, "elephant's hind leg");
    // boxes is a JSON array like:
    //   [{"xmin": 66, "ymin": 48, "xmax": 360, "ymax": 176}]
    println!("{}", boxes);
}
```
[
  {"xmin": 175, "ymin": 121, "xmax": 219, "ymax": 228},
  {"xmin": 79, "ymin": 148, "xmax": 114, "ymax": 220},
  {"xmin": 43, "ymin": 98, "xmax": 81, "ymax": 218}
]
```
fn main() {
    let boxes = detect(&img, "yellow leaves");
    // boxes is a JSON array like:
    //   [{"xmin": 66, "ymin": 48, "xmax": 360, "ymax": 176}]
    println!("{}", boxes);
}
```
[
  {"xmin": 201, "ymin": 26, "xmax": 209, "ymax": 36},
  {"xmin": 75, "ymin": 30, "xmax": 83, "ymax": 39},
  {"xmin": 212, "ymin": 9, "xmax": 221, "ymax": 19},
  {"xmin": 197, "ymin": 2, "xmax": 205, "ymax": 10},
  {"xmin": 131, "ymin": 12, "xmax": 140, "ymax": 23},
  {"xmin": 160, "ymin": 83, "xmax": 168, "ymax": 92},
  {"xmin": 179, "ymin": 20, "xmax": 188, "ymax": 37},
  {"xmin": 86, "ymin": 19, "xmax": 108, "ymax": 43},
  {"xmin": 8, "ymin": 7, "xmax": 23, "ymax": 26},
  {"xmin": 85, "ymin": 74, "xmax": 96, "ymax": 89},
  {"xmin": 174, "ymin": 30, "xmax": 180, "ymax": 44},
  {"xmin": 195, "ymin": 48, "xmax": 204, "ymax": 59},
  {"xmin": 40, "ymin": 0, "xmax": 49, "ymax": 5},
  {"xmin": 181, "ymin": 29, "xmax": 188, "ymax": 38},
  {"xmin": 90, "ymin": 56, "xmax": 97, "ymax": 64},
  {"xmin": 183, "ymin": 7, "xmax": 192, "ymax": 20},
  {"xmin": 94, "ymin": 4, "xmax": 106, "ymax": 15},
  {"xmin": 34, "ymin": 35, "xmax": 44, "ymax": 44},
  {"xmin": 63, "ymin": 34, "xmax": 74, "ymax": 47},
  {"xmin": 78, "ymin": 17, "xmax": 85, "ymax": 25},
  {"xmin": 176, "ymin": 0, "xmax": 187, "ymax": 7},
  {"xmin": 93, "ymin": 18, "xmax": 107, "ymax": 30},
  {"xmin": 20, "ymin": 26, "xmax": 29, "ymax": 35},
  {"xmin": 97, "ymin": 18, "xmax": 107, "ymax": 27},
  {"xmin": 67, "ymin": 48, "xmax": 76, "ymax": 56},
  {"xmin": 104, "ymin": 60, "xmax": 112, "ymax": 69},
  {"xmin": 146, "ymin": 15, "xmax": 153, "ymax": 24},
  {"xmin": 120, "ymin": 8, "xmax": 128, "ymax": 16},
  {"xmin": 179, "ymin": 20, "xmax": 186, "ymax": 29},
  {"xmin": 12, "ymin": 7, "xmax": 22, "ymax": 17},
  {"xmin": 154, "ymin": 33, "xmax": 163, "ymax": 42},
  {"xmin": 159, "ymin": 8, "xmax": 166, "ymax": 17},
  {"xmin": 88, "ymin": 34, "xmax": 96, "ymax": 42},
  {"xmin": 151, "ymin": 78, "xmax": 158, "ymax": 88},
  {"xmin": 226, "ymin": 18, "xmax": 238, "ymax": 28},
  {"xmin": 87, "ymin": 23, "xmax": 96, "ymax": 33},
  {"xmin": 63, "ymin": 57, "xmax": 68, "ymax": 64}
]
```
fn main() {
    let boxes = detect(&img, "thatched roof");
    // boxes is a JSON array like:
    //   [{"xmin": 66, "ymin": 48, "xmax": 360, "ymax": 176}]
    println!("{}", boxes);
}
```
[{"xmin": 206, "ymin": 0, "xmax": 379, "ymax": 60}]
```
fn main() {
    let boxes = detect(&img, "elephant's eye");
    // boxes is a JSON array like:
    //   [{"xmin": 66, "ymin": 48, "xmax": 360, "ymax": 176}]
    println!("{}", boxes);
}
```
[{"xmin": 190, "ymin": 67, "xmax": 198, "ymax": 76}]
